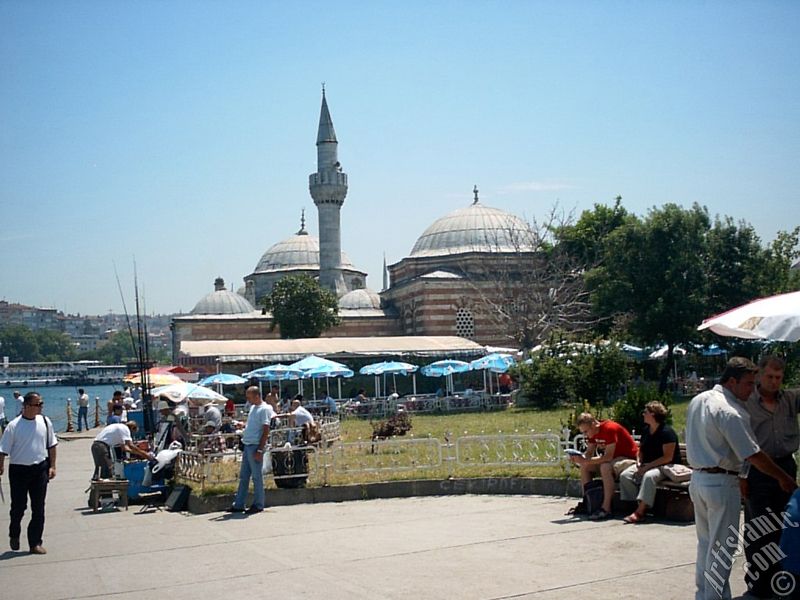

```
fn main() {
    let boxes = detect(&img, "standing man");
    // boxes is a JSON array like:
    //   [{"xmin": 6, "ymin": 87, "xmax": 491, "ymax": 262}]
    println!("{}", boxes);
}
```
[
  {"xmin": 569, "ymin": 412, "xmax": 638, "ymax": 520},
  {"xmin": 228, "ymin": 386, "xmax": 270, "ymax": 515},
  {"xmin": 77, "ymin": 388, "xmax": 90, "ymax": 432},
  {"xmin": 740, "ymin": 355, "xmax": 800, "ymax": 598},
  {"xmin": 686, "ymin": 357, "xmax": 797, "ymax": 600},
  {"xmin": 13, "ymin": 390, "xmax": 23, "ymax": 416},
  {"xmin": 0, "ymin": 392, "xmax": 57, "ymax": 555},
  {"xmin": 0, "ymin": 394, "xmax": 6, "ymax": 432}
]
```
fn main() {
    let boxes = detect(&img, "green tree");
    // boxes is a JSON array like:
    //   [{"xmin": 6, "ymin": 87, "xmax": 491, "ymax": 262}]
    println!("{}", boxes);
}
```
[
  {"xmin": 587, "ymin": 203, "xmax": 711, "ymax": 391},
  {"xmin": 35, "ymin": 329, "xmax": 76, "ymax": 362},
  {"xmin": 0, "ymin": 324, "xmax": 40, "ymax": 361},
  {"xmin": 557, "ymin": 196, "xmax": 632, "ymax": 267},
  {"xmin": 262, "ymin": 275, "xmax": 341, "ymax": 339},
  {"xmin": 94, "ymin": 330, "xmax": 137, "ymax": 364}
]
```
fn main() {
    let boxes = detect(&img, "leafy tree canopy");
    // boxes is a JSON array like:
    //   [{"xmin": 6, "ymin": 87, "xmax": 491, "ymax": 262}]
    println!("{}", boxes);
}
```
[{"xmin": 262, "ymin": 274, "xmax": 341, "ymax": 339}]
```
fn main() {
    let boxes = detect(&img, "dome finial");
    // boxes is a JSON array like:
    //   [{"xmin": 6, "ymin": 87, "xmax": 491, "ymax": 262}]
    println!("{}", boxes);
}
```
[
  {"xmin": 298, "ymin": 208, "xmax": 307, "ymax": 235},
  {"xmin": 473, "ymin": 185, "xmax": 479, "ymax": 205}
]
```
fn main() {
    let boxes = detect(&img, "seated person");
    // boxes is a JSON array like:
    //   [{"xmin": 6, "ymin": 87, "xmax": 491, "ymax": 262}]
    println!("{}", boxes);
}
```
[
  {"xmin": 199, "ymin": 420, "xmax": 226, "ymax": 454},
  {"xmin": 265, "ymin": 386, "xmax": 281, "ymax": 413},
  {"xmin": 498, "ymin": 373, "xmax": 513, "ymax": 394},
  {"xmin": 323, "ymin": 393, "xmax": 338, "ymax": 415},
  {"xmin": 619, "ymin": 401, "xmax": 682, "ymax": 524},
  {"xmin": 202, "ymin": 402, "xmax": 223, "ymax": 430},
  {"xmin": 288, "ymin": 396, "xmax": 314, "ymax": 428},
  {"xmin": 569, "ymin": 412, "xmax": 638, "ymax": 520},
  {"xmin": 224, "ymin": 396, "xmax": 235, "ymax": 418},
  {"xmin": 91, "ymin": 420, "xmax": 152, "ymax": 479}
]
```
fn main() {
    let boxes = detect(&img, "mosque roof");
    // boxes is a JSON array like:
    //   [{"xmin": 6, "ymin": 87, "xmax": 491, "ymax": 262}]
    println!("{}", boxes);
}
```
[
  {"xmin": 251, "ymin": 220, "xmax": 361, "ymax": 275},
  {"xmin": 338, "ymin": 288, "xmax": 381, "ymax": 310},
  {"xmin": 410, "ymin": 187, "xmax": 536, "ymax": 258},
  {"xmin": 191, "ymin": 278, "xmax": 255, "ymax": 315}
]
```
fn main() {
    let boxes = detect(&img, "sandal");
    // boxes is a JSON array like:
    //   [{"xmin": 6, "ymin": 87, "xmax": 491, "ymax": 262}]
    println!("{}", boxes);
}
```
[
  {"xmin": 589, "ymin": 509, "xmax": 611, "ymax": 521},
  {"xmin": 623, "ymin": 512, "xmax": 645, "ymax": 524}
]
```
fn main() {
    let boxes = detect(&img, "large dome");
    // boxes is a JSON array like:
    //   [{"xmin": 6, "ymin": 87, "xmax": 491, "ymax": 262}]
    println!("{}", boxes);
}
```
[
  {"xmin": 252, "ymin": 228, "xmax": 357, "ymax": 274},
  {"xmin": 191, "ymin": 278, "xmax": 255, "ymax": 315},
  {"xmin": 338, "ymin": 288, "xmax": 381, "ymax": 310},
  {"xmin": 410, "ymin": 196, "xmax": 536, "ymax": 258}
]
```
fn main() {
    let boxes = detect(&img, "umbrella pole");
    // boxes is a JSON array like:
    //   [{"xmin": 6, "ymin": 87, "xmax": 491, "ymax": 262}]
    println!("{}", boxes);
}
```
[
  {"xmin": 313, "ymin": 378, "xmax": 316, "ymax": 400},
  {"xmin": 412, "ymin": 374, "xmax": 417, "ymax": 395},
  {"xmin": 337, "ymin": 378, "xmax": 342, "ymax": 401}
]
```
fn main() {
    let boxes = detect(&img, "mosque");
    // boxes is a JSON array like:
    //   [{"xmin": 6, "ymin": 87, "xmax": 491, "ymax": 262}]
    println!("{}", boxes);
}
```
[{"xmin": 172, "ymin": 92, "xmax": 538, "ymax": 369}]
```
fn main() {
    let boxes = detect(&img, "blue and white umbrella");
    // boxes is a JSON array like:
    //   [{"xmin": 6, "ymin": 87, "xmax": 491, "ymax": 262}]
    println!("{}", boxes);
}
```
[
  {"xmin": 243, "ymin": 364, "xmax": 304, "ymax": 381},
  {"xmin": 469, "ymin": 353, "xmax": 515, "ymax": 394},
  {"xmin": 421, "ymin": 359, "xmax": 470, "ymax": 395},
  {"xmin": 288, "ymin": 355, "xmax": 353, "ymax": 400},
  {"xmin": 198, "ymin": 373, "xmax": 247, "ymax": 387},
  {"xmin": 421, "ymin": 359, "xmax": 470, "ymax": 377},
  {"xmin": 359, "ymin": 361, "xmax": 419, "ymax": 396},
  {"xmin": 469, "ymin": 353, "xmax": 515, "ymax": 374}
]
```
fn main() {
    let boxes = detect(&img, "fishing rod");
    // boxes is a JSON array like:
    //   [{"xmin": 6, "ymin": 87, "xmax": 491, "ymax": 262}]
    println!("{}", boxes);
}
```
[{"xmin": 133, "ymin": 260, "xmax": 154, "ymax": 435}]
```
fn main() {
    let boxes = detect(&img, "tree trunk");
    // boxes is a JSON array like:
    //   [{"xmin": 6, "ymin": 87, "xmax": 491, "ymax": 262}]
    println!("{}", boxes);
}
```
[{"xmin": 658, "ymin": 344, "xmax": 673, "ymax": 394}]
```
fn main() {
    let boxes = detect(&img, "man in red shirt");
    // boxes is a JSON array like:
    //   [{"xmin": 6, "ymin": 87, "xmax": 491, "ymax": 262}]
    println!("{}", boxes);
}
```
[{"xmin": 569, "ymin": 412, "xmax": 638, "ymax": 520}]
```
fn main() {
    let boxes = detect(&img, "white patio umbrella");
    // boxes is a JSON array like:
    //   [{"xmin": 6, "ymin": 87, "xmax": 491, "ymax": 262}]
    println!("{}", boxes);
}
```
[{"xmin": 697, "ymin": 290, "xmax": 800, "ymax": 342}]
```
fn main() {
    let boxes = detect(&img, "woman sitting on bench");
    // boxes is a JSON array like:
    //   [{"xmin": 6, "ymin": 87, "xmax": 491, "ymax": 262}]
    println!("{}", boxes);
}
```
[{"xmin": 619, "ymin": 401, "xmax": 682, "ymax": 524}]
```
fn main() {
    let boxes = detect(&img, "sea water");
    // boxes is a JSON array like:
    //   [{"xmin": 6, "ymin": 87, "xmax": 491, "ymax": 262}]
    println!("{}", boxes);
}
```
[{"xmin": 1, "ymin": 383, "xmax": 122, "ymax": 432}]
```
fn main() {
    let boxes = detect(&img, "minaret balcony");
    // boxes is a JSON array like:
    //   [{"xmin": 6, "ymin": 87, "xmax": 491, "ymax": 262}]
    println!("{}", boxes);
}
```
[{"xmin": 309, "ymin": 171, "xmax": 348, "ymax": 187}]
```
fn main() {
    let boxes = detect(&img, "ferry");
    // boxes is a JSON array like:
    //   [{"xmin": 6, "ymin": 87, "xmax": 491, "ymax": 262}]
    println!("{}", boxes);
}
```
[{"xmin": 0, "ymin": 360, "xmax": 127, "ymax": 386}]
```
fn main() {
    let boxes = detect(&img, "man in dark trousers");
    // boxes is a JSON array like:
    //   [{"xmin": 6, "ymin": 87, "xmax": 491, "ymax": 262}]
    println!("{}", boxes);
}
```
[
  {"xmin": 0, "ymin": 392, "xmax": 57, "ymax": 555},
  {"xmin": 741, "ymin": 355, "xmax": 800, "ymax": 598}
]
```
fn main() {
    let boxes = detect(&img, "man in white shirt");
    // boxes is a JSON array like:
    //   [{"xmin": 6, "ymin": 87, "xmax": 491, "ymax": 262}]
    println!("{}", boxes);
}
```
[
  {"xmin": 91, "ymin": 421, "xmax": 152, "ymax": 480},
  {"xmin": 13, "ymin": 391, "xmax": 23, "ymax": 416},
  {"xmin": 686, "ymin": 357, "xmax": 797, "ymax": 600},
  {"xmin": 0, "ymin": 392, "xmax": 57, "ymax": 554},
  {"xmin": 77, "ymin": 388, "xmax": 90, "ymax": 432},
  {"xmin": 0, "ymin": 395, "xmax": 6, "ymax": 432}
]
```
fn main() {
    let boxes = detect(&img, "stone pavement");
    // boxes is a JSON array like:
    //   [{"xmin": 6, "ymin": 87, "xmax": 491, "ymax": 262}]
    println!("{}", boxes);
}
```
[{"xmin": 0, "ymin": 435, "xmax": 753, "ymax": 600}]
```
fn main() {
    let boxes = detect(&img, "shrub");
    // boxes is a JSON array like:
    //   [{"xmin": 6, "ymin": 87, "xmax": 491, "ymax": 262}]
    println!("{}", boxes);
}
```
[
  {"xmin": 610, "ymin": 384, "xmax": 672, "ymax": 436},
  {"xmin": 372, "ymin": 411, "xmax": 412, "ymax": 440},
  {"xmin": 515, "ymin": 354, "xmax": 573, "ymax": 409}
]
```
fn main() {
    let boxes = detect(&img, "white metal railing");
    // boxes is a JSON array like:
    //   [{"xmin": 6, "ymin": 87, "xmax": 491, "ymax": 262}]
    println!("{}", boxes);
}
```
[{"xmin": 177, "ymin": 429, "xmax": 590, "ymax": 492}]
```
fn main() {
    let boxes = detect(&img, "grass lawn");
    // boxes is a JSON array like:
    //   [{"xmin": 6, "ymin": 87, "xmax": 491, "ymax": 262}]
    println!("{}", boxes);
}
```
[{"xmin": 194, "ymin": 395, "xmax": 694, "ymax": 495}]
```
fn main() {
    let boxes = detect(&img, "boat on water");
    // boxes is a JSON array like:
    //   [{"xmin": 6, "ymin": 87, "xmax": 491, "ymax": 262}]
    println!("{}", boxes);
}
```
[{"xmin": 0, "ymin": 360, "xmax": 127, "ymax": 386}]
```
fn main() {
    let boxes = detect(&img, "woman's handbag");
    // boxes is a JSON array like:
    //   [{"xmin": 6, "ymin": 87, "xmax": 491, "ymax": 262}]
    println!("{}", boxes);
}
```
[{"xmin": 660, "ymin": 463, "xmax": 693, "ymax": 483}]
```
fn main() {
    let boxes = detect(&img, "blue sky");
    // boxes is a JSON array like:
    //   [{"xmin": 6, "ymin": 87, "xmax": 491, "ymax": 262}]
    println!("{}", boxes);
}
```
[{"xmin": 2, "ymin": 1, "xmax": 799, "ymax": 315}]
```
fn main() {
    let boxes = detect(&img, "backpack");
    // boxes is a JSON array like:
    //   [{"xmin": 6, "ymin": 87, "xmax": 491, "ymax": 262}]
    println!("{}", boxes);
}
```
[{"xmin": 567, "ymin": 480, "xmax": 605, "ymax": 516}]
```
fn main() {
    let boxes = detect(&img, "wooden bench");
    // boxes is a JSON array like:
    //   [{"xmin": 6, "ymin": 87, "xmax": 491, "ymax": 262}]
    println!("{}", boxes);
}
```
[{"xmin": 637, "ymin": 443, "xmax": 693, "ymax": 522}]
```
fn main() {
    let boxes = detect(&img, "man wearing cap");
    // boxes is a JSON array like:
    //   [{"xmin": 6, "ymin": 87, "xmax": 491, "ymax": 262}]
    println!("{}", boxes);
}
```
[
  {"xmin": 0, "ymin": 392, "xmax": 57, "ymax": 555},
  {"xmin": 91, "ymin": 421, "xmax": 152, "ymax": 480},
  {"xmin": 686, "ymin": 357, "xmax": 797, "ymax": 600},
  {"xmin": 228, "ymin": 387, "xmax": 271, "ymax": 515},
  {"xmin": 203, "ymin": 402, "xmax": 222, "ymax": 430}
]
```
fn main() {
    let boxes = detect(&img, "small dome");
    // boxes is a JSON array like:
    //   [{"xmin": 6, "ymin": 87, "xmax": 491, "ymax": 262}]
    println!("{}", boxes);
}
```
[
  {"xmin": 410, "ymin": 190, "xmax": 536, "ymax": 258},
  {"xmin": 252, "ymin": 229, "xmax": 357, "ymax": 274},
  {"xmin": 338, "ymin": 288, "xmax": 381, "ymax": 310},
  {"xmin": 191, "ymin": 278, "xmax": 255, "ymax": 315}
]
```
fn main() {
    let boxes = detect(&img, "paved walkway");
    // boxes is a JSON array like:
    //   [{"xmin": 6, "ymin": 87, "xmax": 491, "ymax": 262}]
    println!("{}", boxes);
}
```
[{"xmin": 1, "ymin": 435, "xmax": 752, "ymax": 600}]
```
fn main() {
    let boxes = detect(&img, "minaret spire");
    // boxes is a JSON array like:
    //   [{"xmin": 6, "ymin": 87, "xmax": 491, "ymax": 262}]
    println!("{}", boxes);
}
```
[
  {"xmin": 309, "ymin": 88, "xmax": 348, "ymax": 296},
  {"xmin": 382, "ymin": 253, "xmax": 388, "ymax": 291}
]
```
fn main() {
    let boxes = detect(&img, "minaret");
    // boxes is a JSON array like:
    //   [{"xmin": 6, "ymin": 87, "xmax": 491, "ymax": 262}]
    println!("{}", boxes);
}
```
[{"xmin": 309, "ymin": 87, "xmax": 348, "ymax": 296}]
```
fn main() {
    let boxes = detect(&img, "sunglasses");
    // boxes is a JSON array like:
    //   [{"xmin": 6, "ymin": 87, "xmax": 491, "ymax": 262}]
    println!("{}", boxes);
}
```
[{"xmin": 28, "ymin": 402, "xmax": 44, "ymax": 407}]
